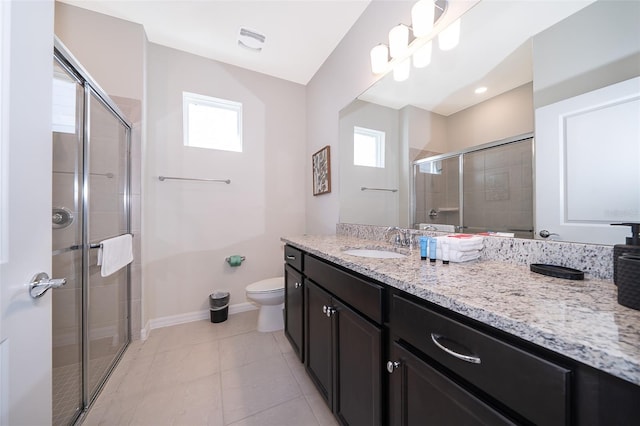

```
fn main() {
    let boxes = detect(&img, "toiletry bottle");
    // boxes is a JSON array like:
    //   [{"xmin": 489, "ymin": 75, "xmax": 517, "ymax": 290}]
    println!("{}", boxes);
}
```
[
  {"xmin": 612, "ymin": 223, "xmax": 640, "ymax": 285},
  {"xmin": 419, "ymin": 236, "xmax": 428, "ymax": 260},
  {"xmin": 442, "ymin": 239, "xmax": 450, "ymax": 265},
  {"xmin": 429, "ymin": 237, "xmax": 437, "ymax": 263}
]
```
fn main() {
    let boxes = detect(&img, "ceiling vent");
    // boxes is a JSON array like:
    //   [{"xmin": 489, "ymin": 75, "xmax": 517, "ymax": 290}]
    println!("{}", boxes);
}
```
[{"xmin": 238, "ymin": 28, "xmax": 266, "ymax": 52}]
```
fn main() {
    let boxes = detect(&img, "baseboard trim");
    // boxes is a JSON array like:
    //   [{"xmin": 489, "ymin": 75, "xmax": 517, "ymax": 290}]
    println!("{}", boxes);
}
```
[{"xmin": 141, "ymin": 302, "xmax": 258, "ymax": 338}]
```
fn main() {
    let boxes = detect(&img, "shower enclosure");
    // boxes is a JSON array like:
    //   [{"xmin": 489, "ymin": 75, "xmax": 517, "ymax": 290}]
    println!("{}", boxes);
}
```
[
  {"xmin": 51, "ymin": 39, "xmax": 131, "ymax": 426},
  {"xmin": 413, "ymin": 135, "xmax": 534, "ymax": 239}
]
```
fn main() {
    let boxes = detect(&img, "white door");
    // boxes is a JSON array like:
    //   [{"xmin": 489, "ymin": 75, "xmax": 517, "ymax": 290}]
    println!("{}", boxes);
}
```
[
  {"xmin": 535, "ymin": 76, "xmax": 640, "ymax": 245},
  {"xmin": 0, "ymin": 1, "xmax": 55, "ymax": 425}
]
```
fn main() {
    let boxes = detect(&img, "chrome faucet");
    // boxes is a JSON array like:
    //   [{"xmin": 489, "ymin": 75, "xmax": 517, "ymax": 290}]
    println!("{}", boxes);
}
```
[{"xmin": 386, "ymin": 227, "xmax": 413, "ymax": 247}]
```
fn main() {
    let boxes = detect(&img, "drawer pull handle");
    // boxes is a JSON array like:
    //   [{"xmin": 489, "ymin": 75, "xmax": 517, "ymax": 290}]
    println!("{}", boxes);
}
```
[
  {"xmin": 286, "ymin": 255, "xmax": 296, "ymax": 260},
  {"xmin": 430, "ymin": 333, "xmax": 481, "ymax": 364},
  {"xmin": 387, "ymin": 360, "xmax": 401, "ymax": 374}
]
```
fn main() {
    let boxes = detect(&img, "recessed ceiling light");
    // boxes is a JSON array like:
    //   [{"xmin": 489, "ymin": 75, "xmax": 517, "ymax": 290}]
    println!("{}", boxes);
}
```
[{"xmin": 475, "ymin": 86, "xmax": 488, "ymax": 94}]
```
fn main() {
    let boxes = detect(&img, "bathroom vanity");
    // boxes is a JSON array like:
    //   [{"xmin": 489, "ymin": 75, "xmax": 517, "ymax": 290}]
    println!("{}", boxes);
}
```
[{"xmin": 282, "ymin": 234, "xmax": 640, "ymax": 425}]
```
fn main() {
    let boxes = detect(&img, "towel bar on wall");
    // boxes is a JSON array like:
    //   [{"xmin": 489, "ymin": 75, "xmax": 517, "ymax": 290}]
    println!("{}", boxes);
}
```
[
  {"xmin": 55, "ymin": 233, "xmax": 135, "ymax": 255},
  {"xmin": 159, "ymin": 176, "xmax": 231, "ymax": 184},
  {"xmin": 89, "ymin": 233, "xmax": 134, "ymax": 249},
  {"xmin": 361, "ymin": 186, "xmax": 398, "ymax": 193}
]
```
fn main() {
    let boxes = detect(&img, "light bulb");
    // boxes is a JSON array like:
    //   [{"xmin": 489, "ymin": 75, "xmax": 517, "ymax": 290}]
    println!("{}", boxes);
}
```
[
  {"xmin": 393, "ymin": 58, "xmax": 411, "ymax": 82},
  {"xmin": 413, "ymin": 41, "xmax": 432, "ymax": 68},
  {"xmin": 438, "ymin": 18, "xmax": 461, "ymax": 51},
  {"xmin": 389, "ymin": 24, "xmax": 409, "ymax": 58},
  {"xmin": 411, "ymin": 0, "xmax": 435, "ymax": 38},
  {"xmin": 370, "ymin": 44, "xmax": 389, "ymax": 74}
]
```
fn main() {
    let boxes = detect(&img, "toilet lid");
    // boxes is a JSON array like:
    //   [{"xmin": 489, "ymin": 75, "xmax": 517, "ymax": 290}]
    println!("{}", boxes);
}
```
[{"xmin": 246, "ymin": 277, "xmax": 284, "ymax": 293}]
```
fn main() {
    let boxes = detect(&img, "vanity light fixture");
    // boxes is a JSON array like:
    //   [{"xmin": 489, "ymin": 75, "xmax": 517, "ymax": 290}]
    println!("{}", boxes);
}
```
[
  {"xmin": 389, "ymin": 24, "xmax": 410, "ymax": 58},
  {"xmin": 370, "ymin": 0, "xmax": 457, "ymax": 81},
  {"xmin": 413, "ymin": 40, "xmax": 433, "ymax": 68},
  {"xmin": 370, "ymin": 44, "xmax": 389, "ymax": 74},
  {"xmin": 412, "ymin": 0, "xmax": 436, "ymax": 37},
  {"xmin": 438, "ymin": 18, "xmax": 460, "ymax": 51},
  {"xmin": 394, "ymin": 58, "xmax": 411, "ymax": 82}
]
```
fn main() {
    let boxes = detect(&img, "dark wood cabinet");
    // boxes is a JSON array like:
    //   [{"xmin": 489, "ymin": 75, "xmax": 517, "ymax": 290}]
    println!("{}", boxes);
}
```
[
  {"xmin": 390, "ymin": 293, "xmax": 570, "ymax": 425},
  {"xmin": 284, "ymin": 264, "xmax": 304, "ymax": 362},
  {"xmin": 388, "ymin": 341, "xmax": 515, "ymax": 426},
  {"xmin": 334, "ymin": 296, "xmax": 382, "ymax": 426},
  {"xmin": 305, "ymin": 280, "xmax": 333, "ymax": 403},
  {"xmin": 284, "ymin": 245, "xmax": 640, "ymax": 426},
  {"xmin": 305, "ymin": 273, "xmax": 383, "ymax": 425}
]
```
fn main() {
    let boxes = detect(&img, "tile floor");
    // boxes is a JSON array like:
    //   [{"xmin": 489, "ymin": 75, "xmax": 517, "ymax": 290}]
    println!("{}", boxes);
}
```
[{"xmin": 83, "ymin": 310, "xmax": 338, "ymax": 426}]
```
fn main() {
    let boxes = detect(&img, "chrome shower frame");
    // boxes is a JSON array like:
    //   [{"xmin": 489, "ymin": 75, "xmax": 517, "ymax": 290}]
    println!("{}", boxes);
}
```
[{"xmin": 53, "ymin": 36, "xmax": 132, "ymax": 423}]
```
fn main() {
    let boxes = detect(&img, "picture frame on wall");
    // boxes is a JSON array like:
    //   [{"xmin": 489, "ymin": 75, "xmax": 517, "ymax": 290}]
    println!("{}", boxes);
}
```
[{"xmin": 312, "ymin": 145, "xmax": 331, "ymax": 196}]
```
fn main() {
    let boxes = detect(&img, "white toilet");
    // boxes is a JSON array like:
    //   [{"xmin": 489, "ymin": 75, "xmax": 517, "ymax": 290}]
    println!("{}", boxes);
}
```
[{"xmin": 245, "ymin": 277, "xmax": 285, "ymax": 332}]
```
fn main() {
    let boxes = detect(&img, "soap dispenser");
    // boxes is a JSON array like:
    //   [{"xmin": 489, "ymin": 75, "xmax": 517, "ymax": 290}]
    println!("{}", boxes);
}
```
[{"xmin": 612, "ymin": 223, "xmax": 640, "ymax": 285}]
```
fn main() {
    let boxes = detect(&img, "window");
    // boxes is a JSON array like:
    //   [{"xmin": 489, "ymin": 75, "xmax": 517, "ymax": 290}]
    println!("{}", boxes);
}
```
[
  {"xmin": 52, "ymin": 74, "xmax": 77, "ymax": 134},
  {"xmin": 183, "ymin": 92, "xmax": 242, "ymax": 152},
  {"xmin": 353, "ymin": 126, "xmax": 385, "ymax": 168}
]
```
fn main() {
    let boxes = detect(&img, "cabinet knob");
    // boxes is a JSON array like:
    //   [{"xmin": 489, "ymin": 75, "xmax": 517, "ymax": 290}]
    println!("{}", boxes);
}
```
[
  {"xmin": 387, "ymin": 360, "xmax": 401, "ymax": 374},
  {"xmin": 294, "ymin": 282, "xmax": 301, "ymax": 289},
  {"xmin": 322, "ymin": 305, "xmax": 335, "ymax": 317}
]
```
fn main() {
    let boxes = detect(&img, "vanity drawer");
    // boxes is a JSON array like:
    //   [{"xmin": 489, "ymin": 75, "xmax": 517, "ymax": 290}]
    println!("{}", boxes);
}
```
[
  {"xmin": 305, "ymin": 255, "xmax": 383, "ymax": 324},
  {"xmin": 391, "ymin": 294, "xmax": 571, "ymax": 426},
  {"xmin": 284, "ymin": 245, "xmax": 303, "ymax": 271}
]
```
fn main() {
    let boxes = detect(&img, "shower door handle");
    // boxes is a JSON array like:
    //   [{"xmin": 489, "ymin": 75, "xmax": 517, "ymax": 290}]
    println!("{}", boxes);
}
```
[{"xmin": 29, "ymin": 272, "xmax": 67, "ymax": 299}]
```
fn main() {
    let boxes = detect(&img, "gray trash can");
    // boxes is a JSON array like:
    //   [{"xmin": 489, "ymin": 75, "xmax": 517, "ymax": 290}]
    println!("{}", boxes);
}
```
[{"xmin": 209, "ymin": 291, "xmax": 230, "ymax": 323}]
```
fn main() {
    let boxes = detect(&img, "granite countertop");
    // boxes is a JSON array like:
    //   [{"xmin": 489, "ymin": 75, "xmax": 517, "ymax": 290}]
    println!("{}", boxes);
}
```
[{"xmin": 282, "ymin": 234, "xmax": 640, "ymax": 387}]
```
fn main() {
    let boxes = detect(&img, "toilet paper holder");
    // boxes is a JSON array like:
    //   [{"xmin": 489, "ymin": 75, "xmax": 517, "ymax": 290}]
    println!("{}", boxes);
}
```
[{"xmin": 225, "ymin": 255, "xmax": 246, "ymax": 266}]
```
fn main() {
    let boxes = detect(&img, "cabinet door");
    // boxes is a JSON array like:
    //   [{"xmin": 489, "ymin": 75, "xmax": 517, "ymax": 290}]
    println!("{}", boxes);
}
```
[
  {"xmin": 388, "ymin": 342, "xmax": 515, "ymax": 426},
  {"xmin": 334, "ymin": 300, "xmax": 382, "ymax": 426},
  {"xmin": 284, "ymin": 264, "xmax": 304, "ymax": 362},
  {"xmin": 305, "ymin": 280, "xmax": 334, "ymax": 408}
]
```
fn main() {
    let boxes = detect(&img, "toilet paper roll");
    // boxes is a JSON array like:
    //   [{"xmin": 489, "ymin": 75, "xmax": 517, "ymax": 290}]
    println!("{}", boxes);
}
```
[{"xmin": 227, "ymin": 255, "xmax": 244, "ymax": 267}]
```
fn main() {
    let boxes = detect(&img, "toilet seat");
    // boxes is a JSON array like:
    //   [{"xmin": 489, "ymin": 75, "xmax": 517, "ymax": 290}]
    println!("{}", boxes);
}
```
[{"xmin": 246, "ymin": 277, "xmax": 283, "ymax": 294}]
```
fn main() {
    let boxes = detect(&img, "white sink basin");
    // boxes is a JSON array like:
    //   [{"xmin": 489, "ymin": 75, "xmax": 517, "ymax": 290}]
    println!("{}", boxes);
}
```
[{"xmin": 342, "ymin": 249, "xmax": 407, "ymax": 259}]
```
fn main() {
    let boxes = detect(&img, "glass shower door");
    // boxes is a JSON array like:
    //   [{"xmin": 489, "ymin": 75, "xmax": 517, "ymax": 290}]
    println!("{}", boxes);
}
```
[
  {"xmin": 51, "ymin": 58, "xmax": 84, "ymax": 426},
  {"xmin": 85, "ymin": 89, "xmax": 130, "ymax": 401}
]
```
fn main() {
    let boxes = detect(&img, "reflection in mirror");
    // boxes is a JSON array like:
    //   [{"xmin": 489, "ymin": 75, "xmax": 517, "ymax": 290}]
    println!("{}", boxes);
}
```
[
  {"xmin": 414, "ymin": 135, "xmax": 533, "ymax": 239},
  {"xmin": 338, "ymin": 0, "xmax": 640, "ymax": 245}
]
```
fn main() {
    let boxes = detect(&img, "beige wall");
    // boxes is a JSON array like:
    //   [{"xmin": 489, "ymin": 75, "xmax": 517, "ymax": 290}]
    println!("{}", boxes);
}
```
[
  {"xmin": 145, "ymin": 43, "xmax": 306, "ymax": 321},
  {"xmin": 55, "ymin": 2, "xmax": 306, "ymax": 329},
  {"xmin": 533, "ymin": 0, "xmax": 640, "ymax": 109},
  {"xmin": 446, "ymin": 82, "xmax": 533, "ymax": 152},
  {"xmin": 305, "ymin": 1, "xmax": 411, "ymax": 234},
  {"xmin": 339, "ymin": 100, "xmax": 400, "ymax": 226}
]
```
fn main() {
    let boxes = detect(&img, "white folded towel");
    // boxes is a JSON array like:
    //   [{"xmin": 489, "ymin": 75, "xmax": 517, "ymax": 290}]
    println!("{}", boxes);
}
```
[
  {"xmin": 441, "ymin": 235, "xmax": 484, "ymax": 252},
  {"xmin": 447, "ymin": 250, "xmax": 481, "ymax": 263},
  {"xmin": 97, "ymin": 234, "xmax": 133, "ymax": 277},
  {"xmin": 431, "ymin": 236, "xmax": 483, "ymax": 262}
]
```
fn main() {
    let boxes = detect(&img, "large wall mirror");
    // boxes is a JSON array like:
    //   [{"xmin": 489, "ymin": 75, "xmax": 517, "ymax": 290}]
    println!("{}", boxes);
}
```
[{"xmin": 339, "ymin": 0, "xmax": 640, "ymax": 245}]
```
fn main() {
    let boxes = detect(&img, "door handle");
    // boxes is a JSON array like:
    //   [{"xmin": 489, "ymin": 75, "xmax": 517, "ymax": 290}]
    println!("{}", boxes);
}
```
[
  {"xmin": 539, "ymin": 229, "xmax": 559, "ymax": 239},
  {"xmin": 29, "ymin": 272, "xmax": 67, "ymax": 299}
]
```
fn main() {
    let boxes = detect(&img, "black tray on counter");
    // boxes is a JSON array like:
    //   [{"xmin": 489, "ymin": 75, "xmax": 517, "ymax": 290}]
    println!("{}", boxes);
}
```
[{"xmin": 530, "ymin": 264, "xmax": 584, "ymax": 280}]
